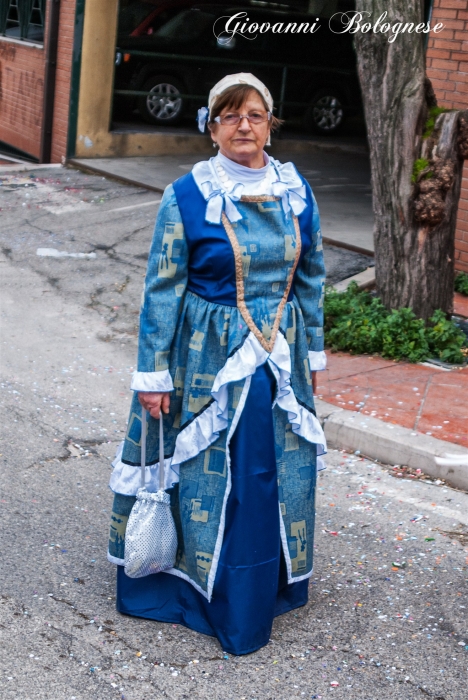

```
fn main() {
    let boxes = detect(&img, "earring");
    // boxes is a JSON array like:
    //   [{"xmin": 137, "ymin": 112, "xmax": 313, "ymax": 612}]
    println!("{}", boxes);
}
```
[
  {"xmin": 265, "ymin": 133, "xmax": 271, "ymax": 146},
  {"xmin": 213, "ymin": 142, "xmax": 218, "ymax": 148}
]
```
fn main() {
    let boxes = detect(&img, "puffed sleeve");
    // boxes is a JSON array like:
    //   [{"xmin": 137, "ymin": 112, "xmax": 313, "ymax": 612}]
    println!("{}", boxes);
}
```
[
  {"xmin": 130, "ymin": 184, "xmax": 188, "ymax": 392},
  {"xmin": 293, "ymin": 188, "xmax": 327, "ymax": 371}
]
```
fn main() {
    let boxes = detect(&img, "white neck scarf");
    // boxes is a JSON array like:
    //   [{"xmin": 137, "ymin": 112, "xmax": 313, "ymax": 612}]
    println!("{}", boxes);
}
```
[
  {"xmin": 216, "ymin": 150, "xmax": 270, "ymax": 184},
  {"xmin": 191, "ymin": 153, "xmax": 308, "ymax": 224}
]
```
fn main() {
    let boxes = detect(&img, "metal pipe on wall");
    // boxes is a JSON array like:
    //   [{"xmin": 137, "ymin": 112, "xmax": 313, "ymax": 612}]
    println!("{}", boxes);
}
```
[{"xmin": 40, "ymin": 0, "xmax": 61, "ymax": 163}]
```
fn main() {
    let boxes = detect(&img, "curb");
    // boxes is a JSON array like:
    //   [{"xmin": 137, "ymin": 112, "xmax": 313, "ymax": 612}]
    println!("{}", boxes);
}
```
[
  {"xmin": 315, "ymin": 398, "xmax": 468, "ymax": 491},
  {"xmin": 0, "ymin": 163, "xmax": 62, "ymax": 174},
  {"xmin": 332, "ymin": 266, "xmax": 375, "ymax": 292},
  {"xmin": 68, "ymin": 159, "xmax": 165, "ymax": 193},
  {"xmin": 323, "ymin": 237, "xmax": 374, "ymax": 258}
]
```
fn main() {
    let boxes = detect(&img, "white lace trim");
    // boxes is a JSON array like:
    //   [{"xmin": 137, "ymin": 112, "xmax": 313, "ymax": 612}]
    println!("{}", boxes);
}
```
[
  {"xmin": 267, "ymin": 334, "xmax": 326, "ymax": 457},
  {"xmin": 308, "ymin": 350, "xmax": 327, "ymax": 371},
  {"xmin": 109, "ymin": 458, "xmax": 178, "ymax": 495},
  {"xmin": 278, "ymin": 503, "xmax": 315, "ymax": 585},
  {"xmin": 107, "ymin": 551, "xmax": 124, "ymax": 566},
  {"xmin": 110, "ymin": 332, "xmax": 326, "ymax": 496},
  {"xmin": 205, "ymin": 374, "xmax": 251, "ymax": 601},
  {"xmin": 130, "ymin": 369, "xmax": 174, "ymax": 392},
  {"xmin": 191, "ymin": 155, "xmax": 307, "ymax": 224}
]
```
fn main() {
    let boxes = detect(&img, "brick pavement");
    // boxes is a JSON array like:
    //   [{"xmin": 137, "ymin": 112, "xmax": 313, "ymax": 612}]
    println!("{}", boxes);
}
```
[
  {"xmin": 317, "ymin": 292, "xmax": 468, "ymax": 450},
  {"xmin": 317, "ymin": 351, "xmax": 468, "ymax": 449}
]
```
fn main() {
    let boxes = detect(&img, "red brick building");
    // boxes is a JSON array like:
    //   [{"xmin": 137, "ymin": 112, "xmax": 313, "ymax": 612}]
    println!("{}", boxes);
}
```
[
  {"xmin": 426, "ymin": 0, "xmax": 468, "ymax": 274},
  {"xmin": 0, "ymin": 0, "xmax": 78, "ymax": 163}
]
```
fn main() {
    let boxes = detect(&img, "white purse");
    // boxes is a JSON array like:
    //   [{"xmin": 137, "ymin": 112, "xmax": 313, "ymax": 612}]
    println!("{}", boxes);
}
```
[{"xmin": 124, "ymin": 410, "xmax": 177, "ymax": 578}]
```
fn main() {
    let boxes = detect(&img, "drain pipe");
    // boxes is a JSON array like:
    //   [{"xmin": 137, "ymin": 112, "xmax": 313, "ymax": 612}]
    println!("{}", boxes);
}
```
[{"xmin": 40, "ymin": 0, "xmax": 61, "ymax": 163}]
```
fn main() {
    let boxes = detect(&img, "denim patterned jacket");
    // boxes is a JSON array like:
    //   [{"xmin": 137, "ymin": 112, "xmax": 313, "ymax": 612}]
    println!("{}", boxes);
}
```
[{"xmin": 108, "ymin": 160, "xmax": 327, "ymax": 601}]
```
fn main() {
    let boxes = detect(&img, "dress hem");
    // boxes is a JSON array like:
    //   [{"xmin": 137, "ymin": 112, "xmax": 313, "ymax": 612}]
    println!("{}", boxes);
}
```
[{"xmin": 116, "ymin": 585, "xmax": 309, "ymax": 656}]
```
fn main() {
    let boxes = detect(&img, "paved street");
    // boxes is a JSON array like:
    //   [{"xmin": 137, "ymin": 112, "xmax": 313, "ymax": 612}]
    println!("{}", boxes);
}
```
[{"xmin": 1, "ymin": 167, "xmax": 467, "ymax": 699}]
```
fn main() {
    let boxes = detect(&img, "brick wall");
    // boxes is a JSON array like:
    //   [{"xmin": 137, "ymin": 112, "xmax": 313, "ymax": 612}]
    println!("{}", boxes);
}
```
[
  {"xmin": 0, "ymin": 0, "xmax": 76, "ymax": 162},
  {"xmin": 51, "ymin": 0, "xmax": 77, "ymax": 163},
  {"xmin": 426, "ymin": 0, "xmax": 468, "ymax": 274},
  {"xmin": 457, "ymin": 168, "xmax": 468, "ymax": 272},
  {"xmin": 0, "ymin": 40, "xmax": 46, "ymax": 159}
]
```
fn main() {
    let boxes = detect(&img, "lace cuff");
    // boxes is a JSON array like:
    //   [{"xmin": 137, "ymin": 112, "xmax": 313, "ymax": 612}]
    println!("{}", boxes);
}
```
[
  {"xmin": 308, "ymin": 350, "xmax": 327, "ymax": 371},
  {"xmin": 130, "ymin": 370, "xmax": 174, "ymax": 392}
]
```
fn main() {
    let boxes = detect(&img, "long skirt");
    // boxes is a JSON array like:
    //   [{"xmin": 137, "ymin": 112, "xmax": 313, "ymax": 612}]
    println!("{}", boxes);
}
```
[{"xmin": 116, "ymin": 362, "xmax": 309, "ymax": 655}]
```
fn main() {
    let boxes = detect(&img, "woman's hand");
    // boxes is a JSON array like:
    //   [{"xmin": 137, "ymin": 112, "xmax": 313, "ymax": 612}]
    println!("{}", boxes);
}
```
[
  {"xmin": 138, "ymin": 391, "xmax": 171, "ymax": 419},
  {"xmin": 311, "ymin": 371, "xmax": 317, "ymax": 395}
]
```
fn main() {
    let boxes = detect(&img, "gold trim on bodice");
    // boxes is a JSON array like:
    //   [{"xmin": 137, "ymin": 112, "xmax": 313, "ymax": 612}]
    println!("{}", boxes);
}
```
[
  {"xmin": 221, "ymin": 199, "xmax": 302, "ymax": 353},
  {"xmin": 238, "ymin": 195, "xmax": 278, "ymax": 202}
]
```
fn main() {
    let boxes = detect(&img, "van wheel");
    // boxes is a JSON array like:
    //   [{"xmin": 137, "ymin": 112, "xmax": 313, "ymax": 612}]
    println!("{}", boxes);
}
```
[
  {"xmin": 138, "ymin": 75, "xmax": 185, "ymax": 125},
  {"xmin": 304, "ymin": 89, "xmax": 345, "ymax": 135}
]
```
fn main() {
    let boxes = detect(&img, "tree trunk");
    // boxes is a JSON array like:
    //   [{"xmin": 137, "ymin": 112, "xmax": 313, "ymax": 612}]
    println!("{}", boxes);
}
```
[{"xmin": 354, "ymin": 0, "xmax": 468, "ymax": 319}]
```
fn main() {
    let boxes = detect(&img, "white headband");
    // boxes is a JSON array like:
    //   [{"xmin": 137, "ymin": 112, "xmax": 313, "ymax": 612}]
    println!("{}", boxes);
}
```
[{"xmin": 197, "ymin": 73, "xmax": 273, "ymax": 133}]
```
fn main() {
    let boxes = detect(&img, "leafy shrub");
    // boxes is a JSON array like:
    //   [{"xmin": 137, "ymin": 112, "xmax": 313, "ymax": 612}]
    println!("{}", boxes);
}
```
[
  {"xmin": 426, "ymin": 310, "xmax": 467, "ymax": 364},
  {"xmin": 324, "ymin": 283, "xmax": 466, "ymax": 364},
  {"xmin": 380, "ymin": 308, "xmax": 429, "ymax": 363},
  {"xmin": 455, "ymin": 272, "xmax": 468, "ymax": 296}
]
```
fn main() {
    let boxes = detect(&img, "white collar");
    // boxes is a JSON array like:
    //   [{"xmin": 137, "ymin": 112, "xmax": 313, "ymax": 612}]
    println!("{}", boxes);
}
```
[
  {"xmin": 215, "ymin": 150, "xmax": 270, "ymax": 188},
  {"xmin": 191, "ymin": 153, "xmax": 307, "ymax": 224}
]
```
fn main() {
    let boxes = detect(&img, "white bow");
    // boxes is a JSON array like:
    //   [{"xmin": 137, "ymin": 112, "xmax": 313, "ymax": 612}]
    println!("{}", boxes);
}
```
[
  {"xmin": 197, "ymin": 106, "xmax": 209, "ymax": 133},
  {"xmin": 270, "ymin": 161, "xmax": 307, "ymax": 216},
  {"xmin": 271, "ymin": 178, "xmax": 307, "ymax": 217},
  {"xmin": 200, "ymin": 180, "xmax": 244, "ymax": 224}
]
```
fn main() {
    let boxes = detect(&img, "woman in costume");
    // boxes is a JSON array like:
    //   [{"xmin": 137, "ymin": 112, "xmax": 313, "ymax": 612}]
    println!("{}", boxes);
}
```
[{"xmin": 108, "ymin": 73, "xmax": 327, "ymax": 656}]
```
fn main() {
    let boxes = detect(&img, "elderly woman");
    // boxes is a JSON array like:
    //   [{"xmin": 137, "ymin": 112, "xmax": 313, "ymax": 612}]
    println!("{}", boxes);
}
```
[{"xmin": 108, "ymin": 73, "xmax": 327, "ymax": 656}]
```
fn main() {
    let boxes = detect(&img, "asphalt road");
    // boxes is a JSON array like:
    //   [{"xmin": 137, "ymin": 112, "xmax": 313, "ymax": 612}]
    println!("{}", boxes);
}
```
[{"xmin": 1, "ymin": 166, "xmax": 467, "ymax": 700}]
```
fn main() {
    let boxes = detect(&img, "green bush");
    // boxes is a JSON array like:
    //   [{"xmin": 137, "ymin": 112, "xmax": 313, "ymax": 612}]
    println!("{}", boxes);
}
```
[
  {"xmin": 324, "ymin": 283, "xmax": 466, "ymax": 364},
  {"xmin": 426, "ymin": 309, "xmax": 467, "ymax": 363},
  {"xmin": 455, "ymin": 272, "xmax": 468, "ymax": 296},
  {"xmin": 380, "ymin": 308, "xmax": 429, "ymax": 363}
]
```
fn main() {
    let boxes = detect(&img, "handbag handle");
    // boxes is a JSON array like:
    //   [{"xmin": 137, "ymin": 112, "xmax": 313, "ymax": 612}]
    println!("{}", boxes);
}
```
[
  {"xmin": 139, "ymin": 409, "xmax": 165, "ymax": 491},
  {"xmin": 159, "ymin": 412, "xmax": 165, "ymax": 490}
]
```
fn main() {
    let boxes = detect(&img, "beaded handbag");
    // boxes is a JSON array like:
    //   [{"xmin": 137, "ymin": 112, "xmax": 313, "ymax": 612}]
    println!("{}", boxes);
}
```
[{"xmin": 124, "ymin": 410, "xmax": 177, "ymax": 578}]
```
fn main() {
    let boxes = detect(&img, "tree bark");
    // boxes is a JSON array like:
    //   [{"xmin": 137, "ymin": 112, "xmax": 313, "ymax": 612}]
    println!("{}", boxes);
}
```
[{"xmin": 354, "ymin": 0, "xmax": 468, "ymax": 319}]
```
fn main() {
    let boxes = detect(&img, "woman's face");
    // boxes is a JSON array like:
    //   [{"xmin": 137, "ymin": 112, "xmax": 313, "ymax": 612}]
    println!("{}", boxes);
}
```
[{"xmin": 210, "ymin": 90, "xmax": 271, "ymax": 168}]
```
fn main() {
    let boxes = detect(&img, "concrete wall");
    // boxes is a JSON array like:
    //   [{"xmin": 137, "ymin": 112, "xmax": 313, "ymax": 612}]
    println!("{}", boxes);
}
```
[
  {"xmin": 75, "ymin": 0, "xmax": 215, "ymax": 158},
  {"xmin": 75, "ymin": 0, "xmax": 117, "ymax": 157},
  {"xmin": 426, "ymin": 0, "xmax": 468, "ymax": 274}
]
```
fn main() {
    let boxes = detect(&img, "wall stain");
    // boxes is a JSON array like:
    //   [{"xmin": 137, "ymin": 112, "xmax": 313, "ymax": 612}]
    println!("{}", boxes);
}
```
[
  {"xmin": 0, "ymin": 66, "xmax": 43, "ymax": 127},
  {"xmin": 0, "ymin": 44, "xmax": 16, "ymax": 61}
]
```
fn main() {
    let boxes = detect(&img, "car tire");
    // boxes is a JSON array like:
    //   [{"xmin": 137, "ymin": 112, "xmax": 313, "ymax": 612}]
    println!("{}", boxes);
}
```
[
  {"xmin": 304, "ymin": 89, "xmax": 346, "ymax": 135},
  {"xmin": 137, "ymin": 75, "xmax": 185, "ymax": 125}
]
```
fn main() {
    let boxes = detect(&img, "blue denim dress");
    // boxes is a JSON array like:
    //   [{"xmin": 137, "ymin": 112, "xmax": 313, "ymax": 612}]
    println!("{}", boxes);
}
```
[{"xmin": 108, "ymin": 168, "xmax": 327, "ymax": 654}]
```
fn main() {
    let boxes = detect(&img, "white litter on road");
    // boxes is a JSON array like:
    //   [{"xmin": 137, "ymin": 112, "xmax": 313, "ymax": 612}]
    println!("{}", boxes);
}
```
[
  {"xmin": 107, "ymin": 199, "xmax": 161, "ymax": 213},
  {"xmin": 36, "ymin": 248, "xmax": 96, "ymax": 259}
]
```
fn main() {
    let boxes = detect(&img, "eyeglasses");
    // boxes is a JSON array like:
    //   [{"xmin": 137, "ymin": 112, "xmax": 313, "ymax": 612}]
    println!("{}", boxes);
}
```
[{"xmin": 213, "ymin": 111, "xmax": 271, "ymax": 126}]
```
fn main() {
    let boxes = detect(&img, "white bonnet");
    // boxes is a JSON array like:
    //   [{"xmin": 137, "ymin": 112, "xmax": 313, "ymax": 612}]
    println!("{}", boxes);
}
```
[{"xmin": 198, "ymin": 73, "xmax": 273, "ymax": 132}]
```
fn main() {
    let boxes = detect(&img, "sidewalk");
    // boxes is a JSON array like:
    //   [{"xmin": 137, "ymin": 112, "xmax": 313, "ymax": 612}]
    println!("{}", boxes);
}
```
[
  {"xmin": 313, "ymin": 291, "xmax": 468, "ymax": 490},
  {"xmin": 454, "ymin": 291, "xmax": 468, "ymax": 318},
  {"xmin": 317, "ymin": 350, "xmax": 468, "ymax": 448},
  {"xmin": 69, "ymin": 134, "xmax": 374, "ymax": 255},
  {"xmin": 315, "ymin": 304, "xmax": 468, "ymax": 490}
]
